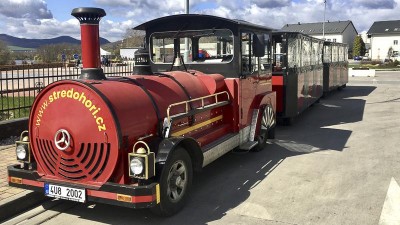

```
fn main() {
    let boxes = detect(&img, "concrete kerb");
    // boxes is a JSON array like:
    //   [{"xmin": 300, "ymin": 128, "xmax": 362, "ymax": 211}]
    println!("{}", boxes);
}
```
[
  {"xmin": 0, "ymin": 145, "xmax": 14, "ymax": 151},
  {"xmin": 0, "ymin": 190, "xmax": 48, "ymax": 222}
]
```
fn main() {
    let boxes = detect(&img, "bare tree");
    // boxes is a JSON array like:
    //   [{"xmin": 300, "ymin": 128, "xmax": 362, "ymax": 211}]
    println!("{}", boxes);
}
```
[{"xmin": 122, "ymin": 29, "xmax": 145, "ymax": 48}]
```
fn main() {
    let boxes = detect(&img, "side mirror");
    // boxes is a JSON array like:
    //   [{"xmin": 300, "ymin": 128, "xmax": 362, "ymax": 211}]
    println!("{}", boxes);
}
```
[{"xmin": 252, "ymin": 34, "xmax": 265, "ymax": 57}]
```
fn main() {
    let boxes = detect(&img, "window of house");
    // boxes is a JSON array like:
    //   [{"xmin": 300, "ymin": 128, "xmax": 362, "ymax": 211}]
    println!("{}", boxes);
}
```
[
  {"xmin": 394, "ymin": 40, "xmax": 398, "ymax": 45},
  {"xmin": 385, "ymin": 28, "xmax": 389, "ymax": 31},
  {"xmin": 333, "ymin": 38, "xmax": 336, "ymax": 42}
]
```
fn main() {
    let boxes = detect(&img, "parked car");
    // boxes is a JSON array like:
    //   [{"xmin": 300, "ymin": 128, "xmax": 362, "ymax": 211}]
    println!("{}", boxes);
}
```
[{"xmin": 353, "ymin": 56, "xmax": 362, "ymax": 60}]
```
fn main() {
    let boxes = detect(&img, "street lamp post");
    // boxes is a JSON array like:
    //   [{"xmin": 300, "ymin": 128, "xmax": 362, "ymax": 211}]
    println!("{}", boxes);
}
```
[
  {"xmin": 184, "ymin": 0, "xmax": 190, "ymax": 63},
  {"xmin": 323, "ymin": 0, "xmax": 326, "ymax": 40}
]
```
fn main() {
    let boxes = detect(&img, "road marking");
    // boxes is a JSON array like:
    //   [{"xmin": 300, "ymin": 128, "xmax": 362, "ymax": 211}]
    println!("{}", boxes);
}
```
[
  {"xmin": 379, "ymin": 178, "xmax": 400, "ymax": 225},
  {"xmin": 229, "ymin": 202, "xmax": 274, "ymax": 220}
]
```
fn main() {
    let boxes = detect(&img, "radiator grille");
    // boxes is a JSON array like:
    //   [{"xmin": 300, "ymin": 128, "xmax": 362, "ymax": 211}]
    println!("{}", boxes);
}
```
[{"xmin": 36, "ymin": 139, "xmax": 111, "ymax": 182}]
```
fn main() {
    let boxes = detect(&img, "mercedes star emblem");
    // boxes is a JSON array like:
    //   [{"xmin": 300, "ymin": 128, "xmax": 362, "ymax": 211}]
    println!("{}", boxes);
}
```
[{"xmin": 54, "ymin": 129, "xmax": 71, "ymax": 151}]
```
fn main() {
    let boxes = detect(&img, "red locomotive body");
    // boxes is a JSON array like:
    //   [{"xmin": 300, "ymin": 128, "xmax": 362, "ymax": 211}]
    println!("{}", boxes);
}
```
[{"xmin": 8, "ymin": 8, "xmax": 276, "ymax": 215}]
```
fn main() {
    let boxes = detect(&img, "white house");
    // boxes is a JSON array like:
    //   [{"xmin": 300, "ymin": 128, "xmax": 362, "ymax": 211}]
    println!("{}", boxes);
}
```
[
  {"xmin": 100, "ymin": 48, "xmax": 111, "ymax": 56},
  {"xmin": 281, "ymin": 20, "xmax": 358, "ymax": 51},
  {"xmin": 120, "ymin": 48, "xmax": 140, "ymax": 60},
  {"xmin": 367, "ymin": 20, "xmax": 400, "ymax": 61}
]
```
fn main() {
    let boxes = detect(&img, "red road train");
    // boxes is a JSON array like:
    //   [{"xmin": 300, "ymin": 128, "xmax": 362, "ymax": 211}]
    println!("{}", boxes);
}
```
[
  {"xmin": 8, "ymin": 8, "xmax": 276, "ymax": 216},
  {"xmin": 7, "ymin": 8, "xmax": 347, "ymax": 216},
  {"xmin": 271, "ymin": 32, "xmax": 348, "ymax": 124}
]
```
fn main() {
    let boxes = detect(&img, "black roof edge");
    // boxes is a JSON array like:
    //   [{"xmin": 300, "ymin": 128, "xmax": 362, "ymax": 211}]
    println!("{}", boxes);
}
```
[{"xmin": 134, "ymin": 14, "xmax": 273, "ymax": 31}]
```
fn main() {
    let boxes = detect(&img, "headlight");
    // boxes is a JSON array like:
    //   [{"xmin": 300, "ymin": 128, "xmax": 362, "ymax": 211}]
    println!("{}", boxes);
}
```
[
  {"xmin": 15, "ymin": 131, "xmax": 31, "ymax": 163},
  {"xmin": 128, "ymin": 141, "xmax": 155, "ymax": 179},
  {"xmin": 16, "ymin": 145, "xmax": 27, "ymax": 160},
  {"xmin": 130, "ymin": 158, "xmax": 144, "ymax": 175}
]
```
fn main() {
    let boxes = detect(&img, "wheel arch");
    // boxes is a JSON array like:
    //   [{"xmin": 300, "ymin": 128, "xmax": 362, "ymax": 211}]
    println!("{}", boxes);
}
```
[
  {"xmin": 156, "ymin": 137, "xmax": 203, "ymax": 172},
  {"xmin": 255, "ymin": 91, "xmax": 276, "ymax": 112}
]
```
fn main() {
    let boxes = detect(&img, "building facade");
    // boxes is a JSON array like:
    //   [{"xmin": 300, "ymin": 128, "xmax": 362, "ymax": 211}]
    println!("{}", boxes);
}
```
[
  {"xmin": 281, "ymin": 21, "xmax": 358, "ymax": 53},
  {"xmin": 367, "ymin": 20, "xmax": 400, "ymax": 61}
]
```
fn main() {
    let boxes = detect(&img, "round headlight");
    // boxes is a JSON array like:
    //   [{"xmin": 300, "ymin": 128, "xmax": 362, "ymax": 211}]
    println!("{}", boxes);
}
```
[
  {"xmin": 16, "ymin": 145, "xmax": 27, "ymax": 160},
  {"xmin": 130, "ymin": 158, "xmax": 144, "ymax": 175}
]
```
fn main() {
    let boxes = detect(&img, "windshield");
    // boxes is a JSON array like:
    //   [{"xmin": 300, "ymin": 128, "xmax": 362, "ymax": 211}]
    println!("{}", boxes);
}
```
[{"xmin": 150, "ymin": 29, "xmax": 234, "ymax": 64}]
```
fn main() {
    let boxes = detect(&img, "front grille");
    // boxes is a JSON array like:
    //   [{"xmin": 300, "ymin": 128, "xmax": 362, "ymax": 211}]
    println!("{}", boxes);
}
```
[{"xmin": 36, "ymin": 139, "xmax": 111, "ymax": 182}]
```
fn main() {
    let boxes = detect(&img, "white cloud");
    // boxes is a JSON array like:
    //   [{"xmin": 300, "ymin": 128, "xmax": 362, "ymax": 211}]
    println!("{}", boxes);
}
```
[
  {"xmin": 352, "ymin": 0, "xmax": 396, "ymax": 9},
  {"xmin": 252, "ymin": 0, "xmax": 291, "ymax": 8},
  {"xmin": 0, "ymin": 0, "xmax": 52, "ymax": 20}
]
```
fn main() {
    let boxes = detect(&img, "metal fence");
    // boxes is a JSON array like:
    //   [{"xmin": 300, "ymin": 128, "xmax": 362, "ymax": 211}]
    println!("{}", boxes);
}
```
[{"xmin": 0, "ymin": 63, "xmax": 135, "ymax": 121}]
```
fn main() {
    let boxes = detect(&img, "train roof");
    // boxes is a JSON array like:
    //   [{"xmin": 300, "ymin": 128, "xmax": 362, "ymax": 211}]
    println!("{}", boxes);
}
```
[{"xmin": 134, "ymin": 14, "xmax": 273, "ymax": 32}]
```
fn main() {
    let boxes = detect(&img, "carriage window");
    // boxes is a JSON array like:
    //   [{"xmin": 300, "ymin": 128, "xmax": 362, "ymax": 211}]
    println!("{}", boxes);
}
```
[
  {"xmin": 312, "ymin": 41, "xmax": 320, "ymax": 65},
  {"xmin": 151, "ymin": 37, "xmax": 188, "ymax": 63},
  {"xmin": 287, "ymin": 38, "xmax": 296, "ymax": 68},
  {"xmin": 241, "ymin": 33, "xmax": 255, "ymax": 75},
  {"xmin": 272, "ymin": 36, "xmax": 284, "ymax": 71},
  {"xmin": 332, "ymin": 45, "xmax": 339, "ymax": 62},
  {"xmin": 259, "ymin": 34, "xmax": 272, "ymax": 75},
  {"xmin": 323, "ymin": 45, "xmax": 331, "ymax": 63},
  {"xmin": 302, "ymin": 38, "xmax": 311, "ymax": 67},
  {"xmin": 241, "ymin": 32, "xmax": 271, "ymax": 75},
  {"xmin": 339, "ymin": 45, "xmax": 344, "ymax": 62},
  {"xmin": 318, "ymin": 42, "xmax": 323, "ymax": 64},
  {"xmin": 150, "ymin": 29, "xmax": 233, "ymax": 64}
]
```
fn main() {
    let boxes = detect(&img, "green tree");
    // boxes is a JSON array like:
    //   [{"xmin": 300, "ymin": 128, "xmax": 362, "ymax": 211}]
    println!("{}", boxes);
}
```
[
  {"xmin": 0, "ymin": 40, "xmax": 12, "ymax": 65},
  {"xmin": 353, "ymin": 36, "xmax": 366, "ymax": 57},
  {"xmin": 36, "ymin": 43, "xmax": 80, "ymax": 63},
  {"xmin": 387, "ymin": 46, "xmax": 394, "ymax": 60}
]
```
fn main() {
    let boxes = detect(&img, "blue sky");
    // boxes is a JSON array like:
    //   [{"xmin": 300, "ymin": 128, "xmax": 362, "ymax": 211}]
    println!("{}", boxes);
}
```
[{"xmin": 0, "ymin": 0, "xmax": 399, "ymax": 42}]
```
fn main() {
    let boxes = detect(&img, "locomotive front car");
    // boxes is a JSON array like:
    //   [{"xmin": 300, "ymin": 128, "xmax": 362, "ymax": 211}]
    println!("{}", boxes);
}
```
[
  {"xmin": 8, "ymin": 8, "xmax": 276, "ymax": 216},
  {"xmin": 271, "ymin": 32, "xmax": 324, "ymax": 124}
]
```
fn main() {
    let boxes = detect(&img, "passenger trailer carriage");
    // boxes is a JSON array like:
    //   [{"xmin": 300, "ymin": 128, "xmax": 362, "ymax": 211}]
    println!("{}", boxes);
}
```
[
  {"xmin": 271, "ymin": 32, "xmax": 324, "ymax": 124},
  {"xmin": 8, "ymin": 8, "xmax": 276, "ymax": 216},
  {"xmin": 271, "ymin": 32, "xmax": 348, "ymax": 124},
  {"xmin": 322, "ymin": 41, "xmax": 348, "ymax": 95}
]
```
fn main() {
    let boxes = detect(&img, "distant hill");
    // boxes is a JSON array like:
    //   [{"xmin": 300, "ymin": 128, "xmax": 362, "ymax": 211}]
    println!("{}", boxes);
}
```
[{"xmin": 0, "ymin": 34, "xmax": 110, "ymax": 49}]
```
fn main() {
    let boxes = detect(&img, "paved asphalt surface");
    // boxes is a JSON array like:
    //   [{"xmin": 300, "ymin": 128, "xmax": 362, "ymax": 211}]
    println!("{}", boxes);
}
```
[{"xmin": 3, "ymin": 71, "xmax": 400, "ymax": 225}]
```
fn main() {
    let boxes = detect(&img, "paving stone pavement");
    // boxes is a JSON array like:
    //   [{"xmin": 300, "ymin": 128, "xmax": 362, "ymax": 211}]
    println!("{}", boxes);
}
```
[{"xmin": 0, "ymin": 145, "xmax": 24, "ymax": 201}]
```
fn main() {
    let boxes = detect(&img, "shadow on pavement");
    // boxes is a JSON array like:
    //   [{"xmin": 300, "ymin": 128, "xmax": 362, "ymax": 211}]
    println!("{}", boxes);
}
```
[{"xmin": 276, "ymin": 86, "xmax": 376, "ymax": 153}]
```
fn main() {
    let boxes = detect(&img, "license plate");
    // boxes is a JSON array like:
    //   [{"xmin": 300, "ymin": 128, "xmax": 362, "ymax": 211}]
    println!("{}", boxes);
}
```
[{"xmin": 44, "ymin": 183, "xmax": 86, "ymax": 203}]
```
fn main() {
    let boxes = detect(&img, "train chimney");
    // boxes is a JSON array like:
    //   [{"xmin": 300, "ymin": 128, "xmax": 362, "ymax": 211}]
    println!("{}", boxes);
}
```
[{"xmin": 71, "ymin": 7, "xmax": 106, "ymax": 80}]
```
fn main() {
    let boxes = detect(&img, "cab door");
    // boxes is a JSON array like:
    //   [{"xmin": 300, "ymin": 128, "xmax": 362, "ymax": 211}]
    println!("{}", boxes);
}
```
[{"xmin": 238, "ymin": 31, "xmax": 271, "ymax": 143}]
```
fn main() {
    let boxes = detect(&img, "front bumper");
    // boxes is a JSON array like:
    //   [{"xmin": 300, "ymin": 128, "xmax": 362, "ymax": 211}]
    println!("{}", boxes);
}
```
[{"xmin": 7, "ymin": 165, "xmax": 160, "ymax": 209}]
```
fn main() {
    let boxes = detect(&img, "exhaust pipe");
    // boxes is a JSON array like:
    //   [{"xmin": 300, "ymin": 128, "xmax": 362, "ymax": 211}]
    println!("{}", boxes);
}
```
[{"xmin": 71, "ymin": 7, "xmax": 106, "ymax": 80}]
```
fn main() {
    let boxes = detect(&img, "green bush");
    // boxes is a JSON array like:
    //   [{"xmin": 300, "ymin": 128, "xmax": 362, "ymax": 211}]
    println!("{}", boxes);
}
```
[{"xmin": 0, "ymin": 96, "xmax": 34, "ymax": 121}]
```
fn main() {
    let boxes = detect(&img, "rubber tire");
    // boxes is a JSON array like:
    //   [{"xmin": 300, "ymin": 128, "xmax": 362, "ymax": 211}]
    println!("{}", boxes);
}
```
[
  {"xmin": 150, "ymin": 147, "xmax": 193, "ymax": 217},
  {"xmin": 254, "ymin": 133, "xmax": 266, "ymax": 152},
  {"xmin": 254, "ymin": 105, "xmax": 275, "ymax": 152},
  {"xmin": 267, "ymin": 126, "xmax": 276, "ymax": 139}
]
